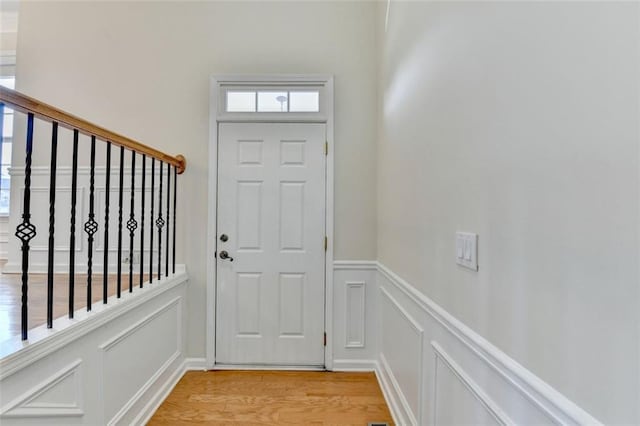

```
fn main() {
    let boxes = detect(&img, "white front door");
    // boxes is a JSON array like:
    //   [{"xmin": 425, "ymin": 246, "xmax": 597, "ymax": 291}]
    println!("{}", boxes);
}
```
[{"xmin": 216, "ymin": 122, "xmax": 326, "ymax": 366}]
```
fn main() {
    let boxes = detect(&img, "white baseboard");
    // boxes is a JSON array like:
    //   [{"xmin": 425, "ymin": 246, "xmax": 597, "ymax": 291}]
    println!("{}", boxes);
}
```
[
  {"xmin": 331, "ymin": 359, "xmax": 376, "ymax": 372},
  {"xmin": 184, "ymin": 357, "xmax": 207, "ymax": 371},
  {"xmin": 376, "ymin": 354, "xmax": 417, "ymax": 425},
  {"xmin": 133, "ymin": 357, "xmax": 206, "ymax": 426}
]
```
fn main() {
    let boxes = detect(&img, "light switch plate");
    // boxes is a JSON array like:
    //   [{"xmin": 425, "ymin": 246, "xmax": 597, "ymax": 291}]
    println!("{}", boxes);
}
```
[{"xmin": 456, "ymin": 232, "xmax": 478, "ymax": 271}]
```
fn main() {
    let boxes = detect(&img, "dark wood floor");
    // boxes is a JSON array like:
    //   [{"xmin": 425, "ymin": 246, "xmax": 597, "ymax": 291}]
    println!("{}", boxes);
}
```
[
  {"xmin": 0, "ymin": 264, "xmax": 151, "ymax": 342},
  {"xmin": 149, "ymin": 370, "xmax": 394, "ymax": 425}
]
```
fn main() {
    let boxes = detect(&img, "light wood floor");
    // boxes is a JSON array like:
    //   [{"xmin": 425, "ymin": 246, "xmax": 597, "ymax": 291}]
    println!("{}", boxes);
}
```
[
  {"xmin": 0, "ymin": 266, "xmax": 151, "ymax": 342},
  {"xmin": 149, "ymin": 371, "xmax": 394, "ymax": 425}
]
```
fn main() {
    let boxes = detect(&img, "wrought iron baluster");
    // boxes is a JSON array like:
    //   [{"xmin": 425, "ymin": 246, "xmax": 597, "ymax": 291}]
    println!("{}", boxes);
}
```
[
  {"xmin": 68, "ymin": 129, "xmax": 79, "ymax": 318},
  {"xmin": 117, "ymin": 146, "xmax": 124, "ymax": 297},
  {"xmin": 85, "ymin": 136, "xmax": 98, "ymax": 310},
  {"xmin": 165, "ymin": 163, "xmax": 170, "ymax": 277},
  {"xmin": 46, "ymin": 122, "xmax": 58, "ymax": 329},
  {"xmin": 149, "ymin": 158, "xmax": 155, "ymax": 283},
  {"xmin": 16, "ymin": 113, "xmax": 36, "ymax": 340},
  {"xmin": 102, "ymin": 142, "xmax": 111, "ymax": 306},
  {"xmin": 156, "ymin": 161, "xmax": 164, "ymax": 281},
  {"xmin": 127, "ymin": 151, "xmax": 137, "ymax": 293},
  {"xmin": 172, "ymin": 166, "xmax": 177, "ymax": 274},
  {"xmin": 140, "ymin": 155, "xmax": 146, "ymax": 288}
]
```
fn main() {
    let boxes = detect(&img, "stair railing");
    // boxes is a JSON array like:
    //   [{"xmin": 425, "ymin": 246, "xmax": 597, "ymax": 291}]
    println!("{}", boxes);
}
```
[{"xmin": 0, "ymin": 86, "xmax": 186, "ymax": 340}]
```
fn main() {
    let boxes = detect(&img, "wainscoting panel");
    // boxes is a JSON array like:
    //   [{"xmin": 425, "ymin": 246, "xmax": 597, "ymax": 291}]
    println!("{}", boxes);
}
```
[
  {"xmin": 0, "ymin": 359, "xmax": 83, "ymax": 418},
  {"xmin": 376, "ymin": 262, "xmax": 602, "ymax": 426},
  {"xmin": 100, "ymin": 298, "xmax": 181, "ymax": 423},
  {"xmin": 345, "ymin": 281, "xmax": 365, "ymax": 348},
  {"xmin": 0, "ymin": 270, "xmax": 189, "ymax": 426},
  {"xmin": 332, "ymin": 261, "xmax": 378, "ymax": 370},
  {"xmin": 380, "ymin": 286, "xmax": 423, "ymax": 424},
  {"xmin": 331, "ymin": 261, "xmax": 601, "ymax": 425}
]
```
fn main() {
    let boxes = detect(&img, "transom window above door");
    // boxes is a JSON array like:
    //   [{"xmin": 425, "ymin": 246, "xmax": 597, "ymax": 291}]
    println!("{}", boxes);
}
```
[
  {"xmin": 216, "ymin": 78, "xmax": 329, "ymax": 122},
  {"xmin": 226, "ymin": 90, "xmax": 320, "ymax": 113}
]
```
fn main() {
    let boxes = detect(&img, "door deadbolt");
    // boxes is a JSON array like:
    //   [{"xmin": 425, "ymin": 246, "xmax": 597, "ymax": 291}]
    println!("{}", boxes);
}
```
[{"xmin": 220, "ymin": 234, "xmax": 229, "ymax": 242}]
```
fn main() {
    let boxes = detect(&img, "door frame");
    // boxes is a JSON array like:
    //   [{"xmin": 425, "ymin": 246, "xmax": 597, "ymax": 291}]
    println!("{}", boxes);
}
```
[{"xmin": 206, "ymin": 74, "xmax": 335, "ymax": 370}]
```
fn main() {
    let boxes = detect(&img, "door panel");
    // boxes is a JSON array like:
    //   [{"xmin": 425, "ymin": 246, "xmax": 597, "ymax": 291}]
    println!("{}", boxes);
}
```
[{"xmin": 216, "ymin": 122, "xmax": 326, "ymax": 366}]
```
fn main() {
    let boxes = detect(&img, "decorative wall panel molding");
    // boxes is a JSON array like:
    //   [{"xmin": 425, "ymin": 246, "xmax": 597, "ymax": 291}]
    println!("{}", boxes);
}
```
[
  {"xmin": 0, "ymin": 360, "xmax": 83, "ymax": 418},
  {"xmin": 332, "ymin": 261, "xmax": 602, "ymax": 426},
  {"xmin": 345, "ymin": 281, "xmax": 365, "ymax": 348},
  {"xmin": 0, "ymin": 272, "xmax": 188, "ymax": 426}
]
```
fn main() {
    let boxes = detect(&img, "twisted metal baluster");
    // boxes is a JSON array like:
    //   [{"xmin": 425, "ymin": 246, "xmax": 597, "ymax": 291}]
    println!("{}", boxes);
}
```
[
  {"xmin": 46, "ymin": 122, "xmax": 58, "ymax": 328},
  {"xmin": 156, "ymin": 162, "xmax": 164, "ymax": 281},
  {"xmin": 149, "ymin": 158, "xmax": 155, "ymax": 283},
  {"xmin": 140, "ymin": 155, "xmax": 146, "ymax": 288},
  {"xmin": 172, "ymin": 166, "xmax": 177, "ymax": 274},
  {"xmin": 68, "ymin": 129, "xmax": 79, "ymax": 318},
  {"xmin": 165, "ymin": 162, "xmax": 170, "ymax": 277},
  {"xmin": 84, "ymin": 136, "xmax": 98, "ymax": 310},
  {"xmin": 116, "ymin": 146, "xmax": 124, "ymax": 297},
  {"xmin": 102, "ymin": 142, "xmax": 111, "ymax": 306},
  {"xmin": 127, "ymin": 151, "xmax": 138, "ymax": 292},
  {"xmin": 15, "ymin": 113, "xmax": 37, "ymax": 340}
]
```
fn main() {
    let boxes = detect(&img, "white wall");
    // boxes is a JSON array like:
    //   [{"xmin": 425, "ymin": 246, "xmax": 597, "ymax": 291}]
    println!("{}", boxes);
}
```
[
  {"xmin": 378, "ymin": 2, "xmax": 639, "ymax": 424},
  {"xmin": 15, "ymin": 1, "xmax": 378, "ymax": 357}
]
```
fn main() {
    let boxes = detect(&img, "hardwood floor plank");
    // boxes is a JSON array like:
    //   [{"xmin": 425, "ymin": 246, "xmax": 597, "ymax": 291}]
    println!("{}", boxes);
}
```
[
  {"xmin": 149, "ymin": 371, "xmax": 394, "ymax": 425},
  {"xmin": 0, "ymin": 267, "xmax": 151, "ymax": 342}
]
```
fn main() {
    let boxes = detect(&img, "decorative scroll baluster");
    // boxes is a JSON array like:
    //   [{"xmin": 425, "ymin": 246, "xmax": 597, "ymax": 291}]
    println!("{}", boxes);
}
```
[
  {"xmin": 68, "ymin": 129, "xmax": 79, "ymax": 318},
  {"xmin": 16, "ymin": 113, "xmax": 36, "ymax": 340},
  {"xmin": 140, "ymin": 155, "xmax": 146, "ymax": 288},
  {"xmin": 102, "ymin": 142, "xmax": 111, "ymax": 306},
  {"xmin": 156, "ymin": 161, "xmax": 164, "ymax": 281},
  {"xmin": 165, "ymin": 163, "xmax": 170, "ymax": 277},
  {"xmin": 117, "ymin": 146, "xmax": 124, "ymax": 297},
  {"xmin": 149, "ymin": 158, "xmax": 155, "ymax": 283},
  {"xmin": 46, "ymin": 122, "xmax": 58, "ymax": 329},
  {"xmin": 84, "ymin": 136, "xmax": 98, "ymax": 310},
  {"xmin": 127, "ymin": 151, "xmax": 138, "ymax": 293},
  {"xmin": 172, "ymin": 166, "xmax": 177, "ymax": 274}
]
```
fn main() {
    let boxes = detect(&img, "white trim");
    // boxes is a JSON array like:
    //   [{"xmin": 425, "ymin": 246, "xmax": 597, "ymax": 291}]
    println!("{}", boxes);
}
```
[
  {"xmin": 333, "ymin": 260, "xmax": 378, "ymax": 270},
  {"xmin": 0, "ymin": 359, "xmax": 84, "ymax": 418},
  {"xmin": 331, "ymin": 261, "xmax": 602, "ymax": 425},
  {"xmin": 184, "ymin": 357, "xmax": 207, "ymax": 371},
  {"xmin": 132, "ymin": 357, "xmax": 188, "ymax": 426},
  {"xmin": 431, "ymin": 341, "xmax": 514, "ymax": 426},
  {"xmin": 99, "ymin": 298, "xmax": 181, "ymax": 352},
  {"xmin": 376, "ymin": 354, "xmax": 414, "ymax": 426},
  {"xmin": 107, "ymin": 351, "xmax": 181, "ymax": 426},
  {"xmin": 213, "ymin": 364, "xmax": 325, "ymax": 371},
  {"xmin": 376, "ymin": 261, "xmax": 602, "ymax": 426},
  {"xmin": 345, "ymin": 281, "xmax": 366, "ymax": 348},
  {"xmin": 379, "ymin": 285, "xmax": 423, "ymax": 424},
  {"xmin": 332, "ymin": 359, "xmax": 376, "ymax": 372},
  {"xmin": 206, "ymin": 74, "xmax": 334, "ymax": 370}
]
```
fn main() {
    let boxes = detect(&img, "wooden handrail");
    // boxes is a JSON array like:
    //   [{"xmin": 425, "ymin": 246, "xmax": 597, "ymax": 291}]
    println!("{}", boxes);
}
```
[{"xmin": 0, "ymin": 86, "xmax": 186, "ymax": 174}]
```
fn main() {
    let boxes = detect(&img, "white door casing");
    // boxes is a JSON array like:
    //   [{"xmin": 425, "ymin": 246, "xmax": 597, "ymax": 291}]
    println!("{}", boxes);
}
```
[{"xmin": 215, "ymin": 122, "xmax": 326, "ymax": 366}]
